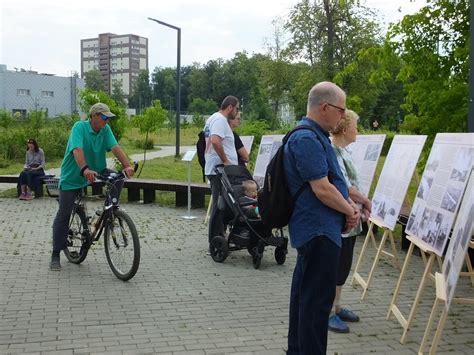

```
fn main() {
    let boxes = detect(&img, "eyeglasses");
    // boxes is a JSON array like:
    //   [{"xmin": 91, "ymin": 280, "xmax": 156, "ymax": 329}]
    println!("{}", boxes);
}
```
[
  {"xmin": 100, "ymin": 113, "xmax": 110, "ymax": 121},
  {"xmin": 326, "ymin": 102, "xmax": 346, "ymax": 114}
]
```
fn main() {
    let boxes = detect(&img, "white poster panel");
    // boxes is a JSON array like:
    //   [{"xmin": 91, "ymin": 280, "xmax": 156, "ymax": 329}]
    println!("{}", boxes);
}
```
[
  {"xmin": 240, "ymin": 135, "xmax": 254, "ymax": 155},
  {"xmin": 253, "ymin": 135, "xmax": 284, "ymax": 188},
  {"xmin": 442, "ymin": 170, "xmax": 474, "ymax": 309},
  {"xmin": 370, "ymin": 135, "xmax": 427, "ymax": 230},
  {"xmin": 406, "ymin": 133, "xmax": 474, "ymax": 255},
  {"xmin": 346, "ymin": 134, "xmax": 386, "ymax": 197}
]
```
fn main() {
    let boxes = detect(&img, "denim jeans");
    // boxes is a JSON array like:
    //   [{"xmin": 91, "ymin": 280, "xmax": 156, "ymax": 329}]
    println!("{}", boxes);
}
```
[
  {"xmin": 19, "ymin": 169, "xmax": 45, "ymax": 192},
  {"xmin": 207, "ymin": 174, "xmax": 222, "ymax": 244},
  {"xmin": 287, "ymin": 236, "xmax": 340, "ymax": 355},
  {"xmin": 52, "ymin": 188, "xmax": 81, "ymax": 252}
]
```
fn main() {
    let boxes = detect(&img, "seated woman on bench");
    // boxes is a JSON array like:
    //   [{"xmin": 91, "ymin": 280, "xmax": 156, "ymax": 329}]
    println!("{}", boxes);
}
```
[{"xmin": 18, "ymin": 138, "xmax": 45, "ymax": 200}]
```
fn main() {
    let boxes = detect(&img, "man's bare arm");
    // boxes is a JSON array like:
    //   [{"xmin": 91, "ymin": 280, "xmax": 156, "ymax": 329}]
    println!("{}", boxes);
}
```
[{"xmin": 210, "ymin": 135, "xmax": 230, "ymax": 165}]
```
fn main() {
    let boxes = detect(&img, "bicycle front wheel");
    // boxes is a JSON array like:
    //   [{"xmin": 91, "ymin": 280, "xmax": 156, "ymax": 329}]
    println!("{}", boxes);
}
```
[
  {"xmin": 63, "ymin": 206, "xmax": 90, "ymax": 264},
  {"xmin": 104, "ymin": 209, "xmax": 140, "ymax": 281}
]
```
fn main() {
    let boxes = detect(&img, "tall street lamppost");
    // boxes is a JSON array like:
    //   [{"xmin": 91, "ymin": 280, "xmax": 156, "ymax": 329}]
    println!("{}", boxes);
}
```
[{"xmin": 148, "ymin": 17, "xmax": 181, "ymax": 156}]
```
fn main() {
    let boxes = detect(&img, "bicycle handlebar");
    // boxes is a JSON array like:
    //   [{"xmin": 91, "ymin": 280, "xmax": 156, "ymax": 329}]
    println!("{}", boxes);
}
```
[{"xmin": 93, "ymin": 161, "xmax": 138, "ymax": 184}]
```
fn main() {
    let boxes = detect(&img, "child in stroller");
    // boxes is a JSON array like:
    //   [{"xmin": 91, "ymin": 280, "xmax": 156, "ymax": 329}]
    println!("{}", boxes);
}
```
[{"xmin": 208, "ymin": 165, "xmax": 288, "ymax": 269}]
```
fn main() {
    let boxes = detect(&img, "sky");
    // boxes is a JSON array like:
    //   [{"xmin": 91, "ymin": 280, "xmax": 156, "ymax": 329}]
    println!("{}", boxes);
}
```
[{"xmin": 0, "ymin": 0, "xmax": 427, "ymax": 77}]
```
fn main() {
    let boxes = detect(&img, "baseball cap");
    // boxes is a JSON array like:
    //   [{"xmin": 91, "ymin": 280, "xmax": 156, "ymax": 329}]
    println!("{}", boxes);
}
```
[{"xmin": 89, "ymin": 103, "xmax": 116, "ymax": 118}]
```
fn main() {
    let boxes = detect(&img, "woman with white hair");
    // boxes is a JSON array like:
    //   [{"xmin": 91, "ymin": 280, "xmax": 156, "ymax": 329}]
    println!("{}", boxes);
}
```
[{"xmin": 329, "ymin": 109, "xmax": 372, "ymax": 333}]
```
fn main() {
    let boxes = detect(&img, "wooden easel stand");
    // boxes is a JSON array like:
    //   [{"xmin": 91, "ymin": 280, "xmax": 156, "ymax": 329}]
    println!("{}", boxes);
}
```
[{"xmin": 351, "ymin": 219, "xmax": 401, "ymax": 300}]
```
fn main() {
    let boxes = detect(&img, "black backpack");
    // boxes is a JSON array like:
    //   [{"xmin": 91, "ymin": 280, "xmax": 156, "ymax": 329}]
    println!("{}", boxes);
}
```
[
  {"xmin": 196, "ymin": 131, "xmax": 206, "ymax": 182},
  {"xmin": 257, "ymin": 125, "xmax": 317, "ymax": 229}
]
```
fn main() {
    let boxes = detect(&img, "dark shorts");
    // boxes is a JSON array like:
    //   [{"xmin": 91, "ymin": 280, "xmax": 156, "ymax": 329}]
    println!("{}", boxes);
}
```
[{"xmin": 336, "ymin": 235, "xmax": 357, "ymax": 286}]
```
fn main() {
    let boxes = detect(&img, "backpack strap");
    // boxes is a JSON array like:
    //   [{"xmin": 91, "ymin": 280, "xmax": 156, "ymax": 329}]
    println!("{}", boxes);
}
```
[{"xmin": 283, "ymin": 124, "xmax": 323, "ymax": 201}]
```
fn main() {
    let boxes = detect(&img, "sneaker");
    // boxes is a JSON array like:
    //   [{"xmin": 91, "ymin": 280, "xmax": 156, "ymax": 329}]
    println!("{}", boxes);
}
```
[
  {"xmin": 328, "ymin": 314, "xmax": 349, "ymax": 333},
  {"xmin": 18, "ymin": 192, "xmax": 27, "ymax": 200},
  {"xmin": 336, "ymin": 308, "xmax": 360, "ymax": 322},
  {"xmin": 24, "ymin": 192, "xmax": 34, "ymax": 201},
  {"xmin": 50, "ymin": 255, "xmax": 61, "ymax": 271}
]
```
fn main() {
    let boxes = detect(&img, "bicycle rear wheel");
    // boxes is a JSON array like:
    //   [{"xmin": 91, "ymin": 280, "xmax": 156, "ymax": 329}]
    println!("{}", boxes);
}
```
[
  {"xmin": 104, "ymin": 209, "xmax": 140, "ymax": 281},
  {"xmin": 63, "ymin": 206, "xmax": 90, "ymax": 264}
]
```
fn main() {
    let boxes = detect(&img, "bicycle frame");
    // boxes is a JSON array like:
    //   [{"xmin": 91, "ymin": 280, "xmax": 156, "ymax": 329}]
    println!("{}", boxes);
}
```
[{"xmin": 63, "ymin": 165, "xmax": 140, "ymax": 281}]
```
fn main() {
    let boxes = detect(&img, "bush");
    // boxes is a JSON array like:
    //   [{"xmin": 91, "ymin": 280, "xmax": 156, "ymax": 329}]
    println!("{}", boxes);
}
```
[
  {"xmin": 236, "ymin": 120, "xmax": 269, "ymax": 148},
  {"xmin": 0, "ymin": 128, "xmax": 28, "ymax": 160},
  {"xmin": 134, "ymin": 137, "xmax": 154, "ymax": 150},
  {"xmin": 39, "ymin": 126, "xmax": 70, "ymax": 159},
  {"xmin": 192, "ymin": 112, "xmax": 205, "ymax": 128}
]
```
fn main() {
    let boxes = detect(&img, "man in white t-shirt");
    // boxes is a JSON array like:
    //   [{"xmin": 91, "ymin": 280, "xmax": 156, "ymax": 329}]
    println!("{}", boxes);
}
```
[{"xmin": 204, "ymin": 95, "xmax": 240, "ymax": 245}]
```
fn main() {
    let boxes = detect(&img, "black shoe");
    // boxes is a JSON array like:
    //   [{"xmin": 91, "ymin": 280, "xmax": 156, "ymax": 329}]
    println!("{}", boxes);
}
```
[{"xmin": 50, "ymin": 255, "xmax": 61, "ymax": 271}]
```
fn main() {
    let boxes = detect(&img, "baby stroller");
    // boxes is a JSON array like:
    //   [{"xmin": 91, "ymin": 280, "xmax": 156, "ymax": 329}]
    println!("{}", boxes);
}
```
[{"xmin": 209, "ymin": 165, "xmax": 288, "ymax": 269}]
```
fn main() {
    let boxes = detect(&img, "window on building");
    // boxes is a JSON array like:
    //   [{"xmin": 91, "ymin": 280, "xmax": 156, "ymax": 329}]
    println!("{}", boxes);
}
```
[
  {"xmin": 17, "ymin": 89, "xmax": 30, "ymax": 96},
  {"xmin": 42, "ymin": 91, "xmax": 54, "ymax": 98},
  {"xmin": 12, "ymin": 109, "xmax": 27, "ymax": 117}
]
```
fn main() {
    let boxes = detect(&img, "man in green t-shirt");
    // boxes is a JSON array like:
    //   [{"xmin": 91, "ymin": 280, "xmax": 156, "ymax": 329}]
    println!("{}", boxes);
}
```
[{"xmin": 50, "ymin": 103, "xmax": 135, "ymax": 271}]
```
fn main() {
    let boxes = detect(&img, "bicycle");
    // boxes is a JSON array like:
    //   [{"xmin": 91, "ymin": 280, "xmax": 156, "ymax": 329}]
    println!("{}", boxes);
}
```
[{"xmin": 50, "ymin": 169, "xmax": 140, "ymax": 281}]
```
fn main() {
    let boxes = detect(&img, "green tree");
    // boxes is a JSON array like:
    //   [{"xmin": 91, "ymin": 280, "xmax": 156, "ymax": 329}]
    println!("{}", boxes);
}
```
[
  {"xmin": 0, "ymin": 110, "xmax": 14, "ymax": 130},
  {"xmin": 151, "ymin": 67, "xmax": 177, "ymax": 111},
  {"xmin": 132, "ymin": 99, "xmax": 167, "ymax": 176},
  {"xmin": 191, "ymin": 112, "xmax": 205, "ymax": 128},
  {"xmin": 111, "ymin": 79, "xmax": 126, "ymax": 107},
  {"xmin": 284, "ymin": 0, "xmax": 380, "ymax": 79},
  {"xmin": 188, "ymin": 98, "xmax": 217, "ymax": 115},
  {"xmin": 84, "ymin": 69, "xmax": 106, "ymax": 92},
  {"xmin": 261, "ymin": 19, "xmax": 296, "ymax": 128},
  {"xmin": 334, "ymin": 42, "xmax": 404, "ymax": 129},
  {"xmin": 389, "ymin": 0, "xmax": 469, "ymax": 136},
  {"xmin": 129, "ymin": 70, "xmax": 153, "ymax": 113}
]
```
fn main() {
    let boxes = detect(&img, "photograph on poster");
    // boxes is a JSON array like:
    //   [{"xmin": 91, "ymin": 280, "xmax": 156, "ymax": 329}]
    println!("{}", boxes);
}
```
[
  {"xmin": 407, "ymin": 203, "xmax": 451, "ymax": 254},
  {"xmin": 450, "ymin": 147, "xmax": 473, "ymax": 183},
  {"xmin": 364, "ymin": 144, "xmax": 380, "ymax": 161},
  {"xmin": 417, "ymin": 175, "xmax": 434, "ymax": 200},
  {"xmin": 446, "ymin": 275, "xmax": 454, "ymax": 304},
  {"xmin": 459, "ymin": 205, "xmax": 474, "ymax": 247},
  {"xmin": 372, "ymin": 197, "xmax": 398, "ymax": 228},
  {"xmin": 418, "ymin": 207, "xmax": 432, "ymax": 240},
  {"xmin": 434, "ymin": 220, "xmax": 450, "ymax": 252},
  {"xmin": 426, "ymin": 146, "xmax": 440, "ymax": 172},
  {"xmin": 440, "ymin": 185, "xmax": 462, "ymax": 213},
  {"xmin": 407, "ymin": 203, "xmax": 423, "ymax": 232},
  {"xmin": 259, "ymin": 144, "xmax": 272, "ymax": 156}
]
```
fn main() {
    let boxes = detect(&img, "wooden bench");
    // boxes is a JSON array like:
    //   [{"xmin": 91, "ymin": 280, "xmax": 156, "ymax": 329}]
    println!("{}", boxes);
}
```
[
  {"xmin": 0, "ymin": 175, "xmax": 46, "ymax": 197},
  {"xmin": 123, "ymin": 179, "xmax": 210, "ymax": 207},
  {"xmin": 0, "ymin": 175, "xmax": 211, "ymax": 208}
]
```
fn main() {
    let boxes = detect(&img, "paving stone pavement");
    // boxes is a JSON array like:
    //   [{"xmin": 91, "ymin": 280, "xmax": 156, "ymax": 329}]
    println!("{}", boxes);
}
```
[{"xmin": 0, "ymin": 197, "xmax": 473, "ymax": 354}]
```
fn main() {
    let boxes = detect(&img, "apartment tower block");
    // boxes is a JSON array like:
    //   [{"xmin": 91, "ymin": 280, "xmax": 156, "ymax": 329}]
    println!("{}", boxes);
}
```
[{"xmin": 81, "ymin": 33, "xmax": 148, "ymax": 97}]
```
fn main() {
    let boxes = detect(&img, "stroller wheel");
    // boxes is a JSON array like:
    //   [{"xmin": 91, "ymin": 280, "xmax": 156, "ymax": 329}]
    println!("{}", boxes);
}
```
[
  {"xmin": 210, "ymin": 236, "xmax": 229, "ymax": 263},
  {"xmin": 275, "ymin": 246, "xmax": 287, "ymax": 265}
]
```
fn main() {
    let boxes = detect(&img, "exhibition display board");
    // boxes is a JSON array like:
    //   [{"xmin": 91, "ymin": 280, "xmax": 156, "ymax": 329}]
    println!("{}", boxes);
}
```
[
  {"xmin": 371, "ymin": 135, "xmax": 427, "ymax": 230},
  {"xmin": 352, "ymin": 135, "xmax": 427, "ymax": 300},
  {"xmin": 418, "ymin": 170, "xmax": 474, "ymax": 355},
  {"xmin": 387, "ymin": 133, "xmax": 473, "ymax": 344},
  {"xmin": 252, "ymin": 135, "xmax": 284, "ymax": 188},
  {"xmin": 406, "ymin": 133, "xmax": 473, "ymax": 256}
]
